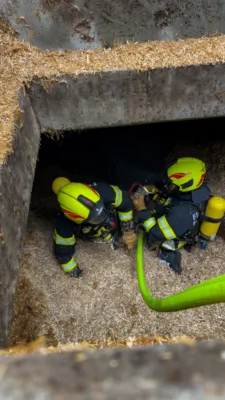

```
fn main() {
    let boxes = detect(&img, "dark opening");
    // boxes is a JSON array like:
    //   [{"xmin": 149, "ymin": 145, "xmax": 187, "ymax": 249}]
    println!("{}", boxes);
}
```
[{"xmin": 30, "ymin": 117, "xmax": 225, "ymax": 219}]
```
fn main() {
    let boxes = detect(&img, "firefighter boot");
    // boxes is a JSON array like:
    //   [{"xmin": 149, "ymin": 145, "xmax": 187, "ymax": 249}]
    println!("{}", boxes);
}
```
[{"xmin": 158, "ymin": 247, "xmax": 182, "ymax": 275}]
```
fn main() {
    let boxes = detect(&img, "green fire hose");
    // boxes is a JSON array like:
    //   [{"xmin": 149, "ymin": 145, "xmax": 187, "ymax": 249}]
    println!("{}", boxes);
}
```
[{"xmin": 136, "ymin": 230, "xmax": 225, "ymax": 312}]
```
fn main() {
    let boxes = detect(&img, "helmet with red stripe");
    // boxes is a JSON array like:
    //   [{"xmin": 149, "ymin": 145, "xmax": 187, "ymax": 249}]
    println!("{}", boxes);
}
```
[
  {"xmin": 166, "ymin": 157, "xmax": 206, "ymax": 193},
  {"xmin": 52, "ymin": 178, "xmax": 106, "ymax": 225}
]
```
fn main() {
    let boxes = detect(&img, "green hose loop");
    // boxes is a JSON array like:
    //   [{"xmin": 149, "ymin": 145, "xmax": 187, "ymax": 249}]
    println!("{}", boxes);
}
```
[{"xmin": 136, "ymin": 230, "xmax": 225, "ymax": 312}]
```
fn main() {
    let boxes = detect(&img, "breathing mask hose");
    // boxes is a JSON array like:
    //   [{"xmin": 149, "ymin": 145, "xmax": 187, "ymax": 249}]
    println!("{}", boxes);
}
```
[{"xmin": 136, "ymin": 230, "xmax": 225, "ymax": 312}]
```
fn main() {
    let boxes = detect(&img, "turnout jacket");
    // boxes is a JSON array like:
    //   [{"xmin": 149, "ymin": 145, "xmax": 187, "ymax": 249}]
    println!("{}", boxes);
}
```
[
  {"xmin": 53, "ymin": 182, "xmax": 133, "ymax": 273},
  {"xmin": 139, "ymin": 184, "xmax": 211, "ymax": 249}
]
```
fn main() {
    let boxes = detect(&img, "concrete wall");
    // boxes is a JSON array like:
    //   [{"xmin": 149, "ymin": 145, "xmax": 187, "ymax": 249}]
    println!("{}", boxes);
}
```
[
  {"xmin": 0, "ymin": 341, "xmax": 225, "ymax": 398},
  {"xmin": 0, "ymin": 91, "xmax": 40, "ymax": 347},
  {"xmin": 27, "ymin": 64, "xmax": 225, "ymax": 132},
  {"xmin": 1, "ymin": 0, "xmax": 225, "ymax": 50}
]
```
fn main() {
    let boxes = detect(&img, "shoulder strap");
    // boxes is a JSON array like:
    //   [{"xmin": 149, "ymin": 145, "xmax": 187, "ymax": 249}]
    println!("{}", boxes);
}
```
[
  {"xmin": 170, "ymin": 200, "xmax": 223, "ymax": 224},
  {"xmin": 166, "ymin": 199, "xmax": 202, "ymax": 212}
]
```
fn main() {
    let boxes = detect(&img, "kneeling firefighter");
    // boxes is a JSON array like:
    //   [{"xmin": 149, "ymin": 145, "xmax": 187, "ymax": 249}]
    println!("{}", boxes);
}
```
[
  {"xmin": 52, "ymin": 178, "xmax": 137, "ymax": 277},
  {"xmin": 131, "ymin": 157, "xmax": 225, "ymax": 275}
]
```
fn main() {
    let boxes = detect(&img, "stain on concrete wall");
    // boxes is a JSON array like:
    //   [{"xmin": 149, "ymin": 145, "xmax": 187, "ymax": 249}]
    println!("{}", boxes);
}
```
[
  {"xmin": 27, "ymin": 64, "xmax": 225, "ymax": 133},
  {"xmin": 0, "ymin": 91, "xmax": 40, "ymax": 347},
  {"xmin": 0, "ymin": 0, "xmax": 225, "ymax": 50}
]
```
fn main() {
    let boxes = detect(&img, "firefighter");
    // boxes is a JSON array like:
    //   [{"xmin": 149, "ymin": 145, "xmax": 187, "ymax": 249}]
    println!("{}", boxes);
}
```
[
  {"xmin": 52, "ymin": 178, "xmax": 137, "ymax": 277},
  {"xmin": 132, "ymin": 157, "xmax": 211, "ymax": 275}
]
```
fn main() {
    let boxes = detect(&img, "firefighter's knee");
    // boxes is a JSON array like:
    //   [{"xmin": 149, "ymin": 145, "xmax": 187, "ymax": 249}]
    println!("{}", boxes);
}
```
[{"xmin": 161, "ymin": 239, "xmax": 186, "ymax": 251}]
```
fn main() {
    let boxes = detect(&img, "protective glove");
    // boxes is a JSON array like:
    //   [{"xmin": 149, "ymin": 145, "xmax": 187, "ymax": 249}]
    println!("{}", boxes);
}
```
[
  {"xmin": 68, "ymin": 265, "xmax": 83, "ymax": 278},
  {"xmin": 132, "ymin": 193, "xmax": 147, "ymax": 212},
  {"xmin": 152, "ymin": 193, "xmax": 166, "ymax": 205},
  {"xmin": 122, "ymin": 231, "xmax": 137, "ymax": 250}
]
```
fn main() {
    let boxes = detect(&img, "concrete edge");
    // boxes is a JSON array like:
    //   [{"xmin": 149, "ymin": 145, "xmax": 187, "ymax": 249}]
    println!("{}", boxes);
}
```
[
  {"xmin": 0, "ymin": 88, "xmax": 40, "ymax": 347},
  {"xmin": 0, "ymin": 340, "xmax": 225, "ymax": 398},
  {"xmin": 27, "ymin": 64, "xmax": 225, "ymax": 133}
]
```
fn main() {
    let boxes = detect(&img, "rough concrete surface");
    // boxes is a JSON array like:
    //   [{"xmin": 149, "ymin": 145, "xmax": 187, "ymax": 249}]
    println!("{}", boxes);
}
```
[
  {"xmin": 1, "ymin": 0, "xmax": 225, "ymax": 50},
  {"xmin": 1, "ymin": 341, "xmax": 225, "ymax": 399},
  {"xmin": 9, "ymin": 137, "xmax": 225, "ymax": 345},
  {"xmin": 27, "ymin": 65, "xmax": 225, "ymax": 133},
  {"xmin": 0, "ymin": 91, "xmax": 40, "ymax": 347}
]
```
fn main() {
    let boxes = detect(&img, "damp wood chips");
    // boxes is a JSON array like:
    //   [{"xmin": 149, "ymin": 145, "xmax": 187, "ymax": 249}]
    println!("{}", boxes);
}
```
[{"xmin": 1, "ymin": 18, "xmax": 225, "ymax": 163}]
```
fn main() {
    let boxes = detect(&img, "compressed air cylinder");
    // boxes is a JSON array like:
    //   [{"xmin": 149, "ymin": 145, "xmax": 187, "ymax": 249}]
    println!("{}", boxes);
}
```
[{"xmin": 200, "ymin": 196, "xmax": 225, "ymax": 240}]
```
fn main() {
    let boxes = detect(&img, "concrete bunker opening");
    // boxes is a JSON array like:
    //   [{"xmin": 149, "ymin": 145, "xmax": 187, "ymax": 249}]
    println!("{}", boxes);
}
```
[{"xmin": 9, "ymin": 119, "xmax": 225, "ymax": 347}]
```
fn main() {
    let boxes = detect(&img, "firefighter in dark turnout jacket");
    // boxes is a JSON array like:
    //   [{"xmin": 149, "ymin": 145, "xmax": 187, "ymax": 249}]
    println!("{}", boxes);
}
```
[
  {"xmin": 52, "ymin": 178, "xmax": 136, "ymax": 277},
  {"xmin": 132, "ymin": 157, "xmax": 211, "ymax": 275}
]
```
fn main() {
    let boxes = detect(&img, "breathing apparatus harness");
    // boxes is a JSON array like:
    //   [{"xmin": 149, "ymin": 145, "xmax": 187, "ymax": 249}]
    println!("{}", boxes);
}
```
[
  {"xmin": 129, "ymin": 182, "xmax": 225, "ymax": 252},
  {"xmin": 162, "ymin": 191, "xmax": 225, "ymax": 250},
  {"xmin": 163, "ymin": 199, "xmax": 207, "ymax": 251}
]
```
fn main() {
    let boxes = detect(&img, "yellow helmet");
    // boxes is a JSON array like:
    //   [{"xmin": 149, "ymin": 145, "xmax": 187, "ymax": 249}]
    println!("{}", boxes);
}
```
[
  {"xmin": 53, "ymin": 180, "xmax": 106, "ymax": 225},
  {"xmin": 167, "ymin": 157, "xmax": 206, "ymax": 192},
  {"xmin": 52, "ymin": 177, "xmax": 71, "ymax": 195}
]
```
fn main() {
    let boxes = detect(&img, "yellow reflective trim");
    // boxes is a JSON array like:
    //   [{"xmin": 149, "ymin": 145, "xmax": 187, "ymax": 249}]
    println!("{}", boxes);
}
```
[
  {"xmin": 81, "ymin": 226, "xmax": 92, "ymax": 234},
  {"xmin": 162, "ymin": 240, "xmax": 186, "ymax": 250},
  {"xmin": 103, "ymin": 233, "xmax": 112, "ymax": 242},
  {"xmin": 143, "ymin": 217, "xmax": 156, "ymax": 232},
  {"xmin": 164, "ymin": 198, "xmax": 171, "ymax": 206},
  {"xmin": 93, "ymin": 229, "xmax": 102, "ymax": 238},
  {"xmin": 157, "ymin": 215, "xmax": 176, "ymax": 240},
  {"xmin": 118, "ymin": 210, "xmax": 133, "ymax": 221},
  {"xmin": 54, "ymin": 230, "xmax": 76, "ymax": 246},
  {"xmin": 177, "ymin": 240, "xmax": 186, "ymax": 249},
  {"xmin": 93, "ymin": 226, "xmax": 102, "ymax": 237},
  {"xmin": 110, "ymin": 185, "xmax": 123, "ymax": 207},
  {"xmin": 61, "ymin": 257, "xmax": 77, "ymax": 272}
]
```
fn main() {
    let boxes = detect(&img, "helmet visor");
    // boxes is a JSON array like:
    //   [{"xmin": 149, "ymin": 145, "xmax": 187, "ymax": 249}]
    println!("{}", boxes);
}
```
[{"xmin": 88, "ymin": 206, "xmax": 107, "ymax": 225}]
